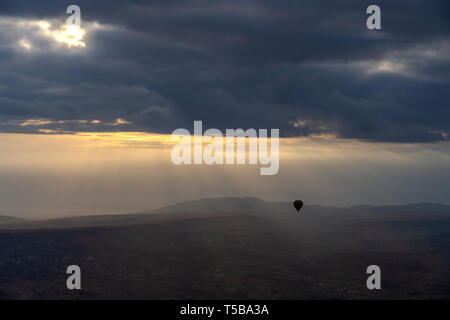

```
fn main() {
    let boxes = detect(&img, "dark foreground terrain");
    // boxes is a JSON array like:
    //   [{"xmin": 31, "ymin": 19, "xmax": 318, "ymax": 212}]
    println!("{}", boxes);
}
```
[{"xmin": 0, "ymin": 197, "xmax": 449, "ymax": 299}]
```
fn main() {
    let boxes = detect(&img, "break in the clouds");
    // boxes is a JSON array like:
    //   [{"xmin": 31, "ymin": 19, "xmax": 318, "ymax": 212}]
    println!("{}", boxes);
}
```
[{"xmin": 0, "ymin": 0, "xmax": 449, "ymax": 142}]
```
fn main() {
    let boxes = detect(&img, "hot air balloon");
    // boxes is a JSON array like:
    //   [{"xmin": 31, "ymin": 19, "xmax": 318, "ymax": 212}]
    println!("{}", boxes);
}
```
[{"xmin": 293, "ymin": 200, "xmax": 303, "ymax": 212}]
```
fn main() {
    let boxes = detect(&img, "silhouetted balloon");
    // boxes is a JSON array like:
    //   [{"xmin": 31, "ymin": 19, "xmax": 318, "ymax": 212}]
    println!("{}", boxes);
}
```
[{"xmin": 293, "ymin": 200, "xmax": 304, "ymax": 212}]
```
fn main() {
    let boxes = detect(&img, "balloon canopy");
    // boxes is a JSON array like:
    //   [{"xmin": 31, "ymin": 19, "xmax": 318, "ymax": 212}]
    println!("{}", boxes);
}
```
[{"xmin": 293, "ymin": 200, "xmax": 303, "ymax": 212}]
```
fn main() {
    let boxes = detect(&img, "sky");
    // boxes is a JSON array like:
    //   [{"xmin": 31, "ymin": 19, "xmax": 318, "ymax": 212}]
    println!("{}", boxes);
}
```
[{"xmin": 0, "ymin": 1, "xmax": 449, "ymax": 218}]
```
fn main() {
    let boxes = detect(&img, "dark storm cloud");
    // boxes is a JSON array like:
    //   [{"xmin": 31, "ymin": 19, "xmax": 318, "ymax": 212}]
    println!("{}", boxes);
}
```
[{"xmin": 0, "ymin": 0, "xmax": 449, "ymax": 141}]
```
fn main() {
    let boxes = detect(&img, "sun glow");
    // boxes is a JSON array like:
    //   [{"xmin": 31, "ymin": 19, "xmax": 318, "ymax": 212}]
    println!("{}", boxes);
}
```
[
  {"xmin": 35, "ymin": 20, "xmax": 86, "ymax": 48},
  {"xmin": 53, "ymin": 24, "xmax": 86, "ymax": 47},
  {"xmin": 18, "ymin": 38, "xmax": 32, "ymax": 50}
]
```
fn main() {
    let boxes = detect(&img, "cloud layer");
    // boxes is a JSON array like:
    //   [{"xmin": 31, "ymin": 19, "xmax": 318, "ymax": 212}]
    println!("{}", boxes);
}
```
[{"xmin": 0, "ymin": 0, "xmax": 449, "ymax": 142}]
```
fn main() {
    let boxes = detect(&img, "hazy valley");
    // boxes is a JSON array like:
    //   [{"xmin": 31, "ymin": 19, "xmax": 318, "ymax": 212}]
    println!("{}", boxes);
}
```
[{"xmin": 0, "ymin": 197, "xmax": 449, "ymax": 299}]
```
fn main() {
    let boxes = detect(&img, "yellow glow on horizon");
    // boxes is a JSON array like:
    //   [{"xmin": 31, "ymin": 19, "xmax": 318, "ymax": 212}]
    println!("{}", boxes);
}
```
[
  {"xmin": 1, "ymin": 130, "xmax": 417, "ymax": 162},
  {"xmin": 0, "ymin": 130, "xmax": 366, "ymax": 152},
  {"xmin": 0, "ymin": 131, "xmax": 442, "ymax": 177},
  {"xmin": 70, "ymin": 131, "xmax": 297, "ymax": 147},
  {"xmin": 73, "ymin": 132, "xmax": 175, "ymax": 147}
]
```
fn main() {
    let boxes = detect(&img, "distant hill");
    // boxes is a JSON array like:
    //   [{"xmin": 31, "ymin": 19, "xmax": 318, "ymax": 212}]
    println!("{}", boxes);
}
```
[
  {"xmin": 0, "ymin": 212, "xmax": 237, "ymax": 230},
  {"xmin": 1, "ymin": 197, "xmax": 450, "ymax": 231},
  {"xmin": 152, "ymin": 197, "xmax": 450, "ymax": 219},
  {"xmin": 0, "ymin": 215, "xmax": 30, "ymax": 226},
  {"xmin": 151, "ymin": 196, "xmax": 272, "ymax": 214}
]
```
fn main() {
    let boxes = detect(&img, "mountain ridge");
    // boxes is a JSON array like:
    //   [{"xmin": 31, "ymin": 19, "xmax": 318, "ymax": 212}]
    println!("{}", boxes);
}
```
[{"xmin": 1, "ymin": 197, "xmax": 450, "ymax": 231}]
